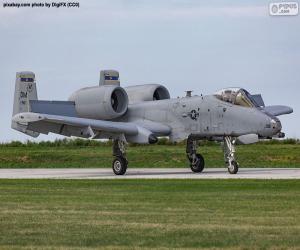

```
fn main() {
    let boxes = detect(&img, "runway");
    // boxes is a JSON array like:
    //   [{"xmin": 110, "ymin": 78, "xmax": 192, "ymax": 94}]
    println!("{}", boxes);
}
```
[{"xmin": 0, "ymin": 168, "xmax": 299, "ymax": 179}]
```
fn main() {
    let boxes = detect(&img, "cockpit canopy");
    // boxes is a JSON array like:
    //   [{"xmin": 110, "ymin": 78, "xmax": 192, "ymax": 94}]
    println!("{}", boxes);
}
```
[{"xmin": 214, "ymin": 88, "xmax": 260, "ymax": 108}]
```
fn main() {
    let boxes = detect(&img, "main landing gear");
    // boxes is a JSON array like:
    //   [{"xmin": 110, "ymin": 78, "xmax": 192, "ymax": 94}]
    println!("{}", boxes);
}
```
[
  {"xmin": 112, "ymin": 139, "xmax": 128, "ymax": 175},
  {"xmin": 223, "ymin": 136, "xmax": 239, "ymax": 174},
  {"xmin": 186, "ymin": 135, "xmax": 205, "ymax": 173}
]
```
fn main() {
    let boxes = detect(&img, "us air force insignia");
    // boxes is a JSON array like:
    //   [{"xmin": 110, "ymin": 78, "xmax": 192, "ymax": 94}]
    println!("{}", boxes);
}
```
[{"xmin": 188, "ymin": 109, "xmax": 199, "ymax": 120}]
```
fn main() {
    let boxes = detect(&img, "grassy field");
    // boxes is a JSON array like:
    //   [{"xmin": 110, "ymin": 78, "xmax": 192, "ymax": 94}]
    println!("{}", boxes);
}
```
[
  {"xmin": 0, "ymin": 179, "xmax": 299, "ymax": 249},
  {"xmin": 0, "ymin": 139, "xmax": 299, "ymax": 168}
]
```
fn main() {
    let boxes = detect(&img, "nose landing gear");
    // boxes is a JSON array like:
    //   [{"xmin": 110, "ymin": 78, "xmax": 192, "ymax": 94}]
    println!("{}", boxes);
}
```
[{"xmin": 223, "ymin": 136, "xmax": 239, "ymax": 174}]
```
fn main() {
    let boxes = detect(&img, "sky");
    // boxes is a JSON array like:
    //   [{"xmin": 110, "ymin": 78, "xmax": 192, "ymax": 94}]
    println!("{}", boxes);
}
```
[{"xmin": 0, "ymin": 0, "xmax": 299, "ymax": 142}]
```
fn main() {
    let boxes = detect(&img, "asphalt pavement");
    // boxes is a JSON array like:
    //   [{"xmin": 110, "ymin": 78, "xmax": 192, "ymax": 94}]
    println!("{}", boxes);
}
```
[{"xmin": 0, "ymin": 168, "xmax": 299, "ymax": 179}]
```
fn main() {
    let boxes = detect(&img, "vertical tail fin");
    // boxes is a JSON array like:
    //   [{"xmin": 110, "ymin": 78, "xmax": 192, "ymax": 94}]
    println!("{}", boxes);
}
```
[
  {"xmin": 13, "ymin": 71, "xmax": 38, "ymax": 115},
  {"xmin": 11, "ymin": 71, "xmax": 39, "ymax": 137}
]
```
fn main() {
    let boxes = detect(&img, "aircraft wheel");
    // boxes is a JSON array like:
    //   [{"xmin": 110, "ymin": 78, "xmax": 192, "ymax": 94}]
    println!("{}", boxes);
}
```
[
  {"xmin": 227, "ymin": 160, "xmax": 239, "ymax": 174},
  {"xmin": 112, "ymin": 156, "xmax": 127, "ymax": 175},
  {"xmin": 190, "ymin": 154, "xmax": 205, "ymax": 173}
]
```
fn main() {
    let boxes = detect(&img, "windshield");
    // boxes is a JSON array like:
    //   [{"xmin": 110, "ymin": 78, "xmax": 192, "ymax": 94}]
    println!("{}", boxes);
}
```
[{"xmin": 214, "ymin": 88, "xmax": 259, "ymax": 107}]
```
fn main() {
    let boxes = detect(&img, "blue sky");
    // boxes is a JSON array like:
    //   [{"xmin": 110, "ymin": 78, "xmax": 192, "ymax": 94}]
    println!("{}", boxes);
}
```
[{"xmin": 1, "ymin": 0, "xmax": 299, "ymax": 142}]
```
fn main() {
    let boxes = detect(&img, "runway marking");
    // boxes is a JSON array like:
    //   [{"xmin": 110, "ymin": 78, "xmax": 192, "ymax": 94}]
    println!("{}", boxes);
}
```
[{"xmin": 0, "ymin": 168, "xmax": 299, "ymax": 179}]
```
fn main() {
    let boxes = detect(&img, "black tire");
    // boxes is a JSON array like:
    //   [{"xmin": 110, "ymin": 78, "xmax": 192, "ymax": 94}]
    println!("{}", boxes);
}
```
[
  {"xmin": 112, "ymin": 156, "xmax": 127, "ymax": 175},
  {"xmin": 227, "ymin": 160, "xmax": 239, "ymax": 174},
  {"xmin": 190, "ymin": 153, "xmax": 205, "ymax": 173}
]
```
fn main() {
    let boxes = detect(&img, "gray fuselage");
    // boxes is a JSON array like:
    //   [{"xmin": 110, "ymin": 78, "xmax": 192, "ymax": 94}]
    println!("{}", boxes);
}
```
[{"xmin": 120, "ymin": 95, "xmax": 281, "ymax": 142}]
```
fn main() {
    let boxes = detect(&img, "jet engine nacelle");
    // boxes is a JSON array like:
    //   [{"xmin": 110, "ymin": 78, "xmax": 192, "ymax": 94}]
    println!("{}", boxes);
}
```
[
  {"xmin": 69, "ymin": 85, "xmax": 128, "ymax": 120},
  {"xmin": 124, "ymin": 84, "xmax": 170, "ymax": 103}
]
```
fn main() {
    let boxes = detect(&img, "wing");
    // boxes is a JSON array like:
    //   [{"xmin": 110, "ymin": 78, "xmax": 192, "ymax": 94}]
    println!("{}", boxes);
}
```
[
  {"xmin": 12, "ymin": 112, "xmax": 171, "ymax": 144},
  {"xmin": 263, "ymin": 105, "xmax": 293, "ymax": 116}
]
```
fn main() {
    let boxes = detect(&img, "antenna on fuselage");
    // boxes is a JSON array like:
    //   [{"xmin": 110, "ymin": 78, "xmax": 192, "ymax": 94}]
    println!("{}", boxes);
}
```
[{"xmin": 185, "ymin": 90, "xmax": 193, "ymax": 97}]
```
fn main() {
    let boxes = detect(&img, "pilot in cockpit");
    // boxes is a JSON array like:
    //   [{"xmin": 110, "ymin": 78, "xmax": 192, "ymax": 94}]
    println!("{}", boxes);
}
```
[{"xmin": 214, "ymin": 88, "xmax": 259, "ymax": 108}]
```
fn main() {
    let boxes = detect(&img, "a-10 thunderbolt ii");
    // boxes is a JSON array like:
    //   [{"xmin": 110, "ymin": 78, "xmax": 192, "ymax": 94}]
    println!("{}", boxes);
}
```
[{"xmin": 12, "ymin": 70, "xmax": 293, "ymax": 175}]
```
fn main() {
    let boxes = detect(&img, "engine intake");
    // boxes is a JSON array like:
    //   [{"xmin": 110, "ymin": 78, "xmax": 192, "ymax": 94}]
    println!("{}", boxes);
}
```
[
  {"xmin": 69, "ymin": 85, "xmax": 128, "ymax": 120},
  {"xmin": 124, "ymin": 84, "xmax": 170, "ymax": 103}
]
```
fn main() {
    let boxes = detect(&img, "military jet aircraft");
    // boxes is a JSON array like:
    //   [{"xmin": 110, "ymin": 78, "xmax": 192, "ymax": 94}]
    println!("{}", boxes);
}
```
[{"xmin": 12, "ymin": 70, "xmax": 293, "ymax": 175}]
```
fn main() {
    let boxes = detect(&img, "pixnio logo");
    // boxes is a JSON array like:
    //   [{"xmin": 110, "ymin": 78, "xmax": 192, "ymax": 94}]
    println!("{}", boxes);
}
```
[{"xmin": 269, "ymin": 2, "xmax": 299, "ymax": 15}]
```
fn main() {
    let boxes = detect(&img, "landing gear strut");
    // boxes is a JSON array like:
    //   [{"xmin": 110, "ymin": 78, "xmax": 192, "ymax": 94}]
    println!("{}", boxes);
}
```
[
  {"xmin": 186, "ymin": 135, "xmax": 205, "ymax": 173},
  {"xmin": 223, "ymin": 136, "xmax": 239, "ymax": 174},
  {"xmin": 112, "ymin": 139, "xmax": 128, "ymax": 175}
]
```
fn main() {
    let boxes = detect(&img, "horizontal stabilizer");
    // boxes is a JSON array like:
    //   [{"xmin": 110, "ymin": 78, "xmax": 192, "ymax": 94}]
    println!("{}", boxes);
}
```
[{"xmin": 264, "ymin": 105, "xmax": 293, "ymax": 116}]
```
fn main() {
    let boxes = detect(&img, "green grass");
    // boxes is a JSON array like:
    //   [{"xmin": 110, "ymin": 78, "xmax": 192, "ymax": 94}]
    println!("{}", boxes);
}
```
[
  {"xmin": 0, "ymin": 179, "xmax": 299, "ymax": 249},
  {"xmin": 0, "ymin": 142, "xmax": 299, "ymax": 168}
]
